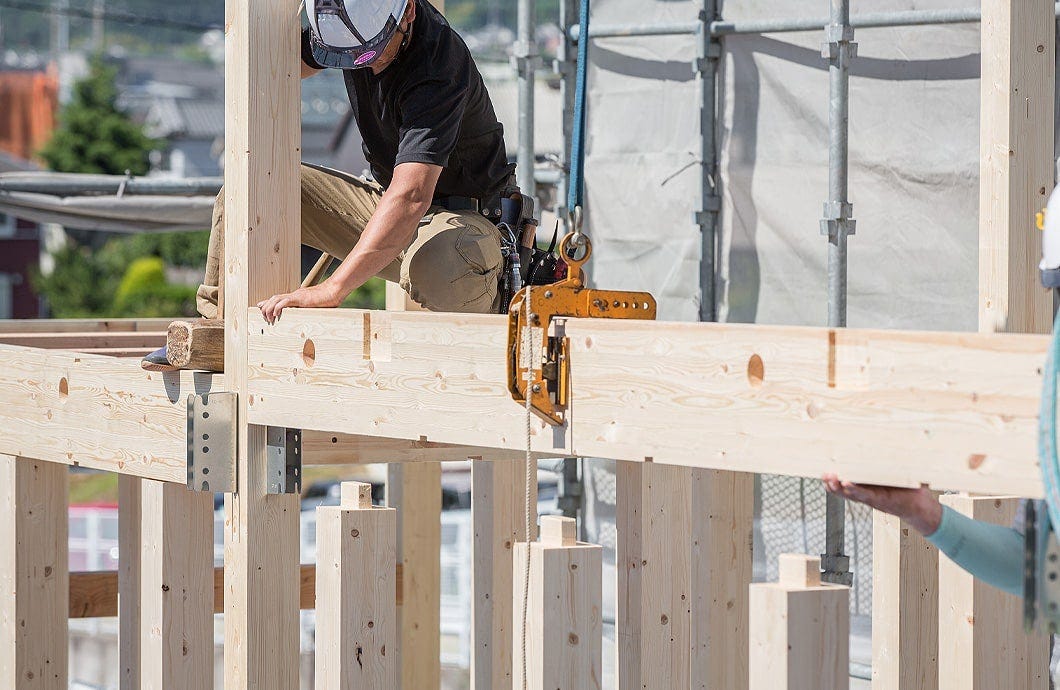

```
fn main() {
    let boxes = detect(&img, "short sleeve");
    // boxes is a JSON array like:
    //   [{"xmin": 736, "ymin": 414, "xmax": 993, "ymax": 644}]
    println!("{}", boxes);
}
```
[
  {"xmin": 301, "ymin": 26, "xmax": 325, "ymax": 70},
  {"xmin": 394, "ymin": 73, "xmax": 469, "ymax": 168}
]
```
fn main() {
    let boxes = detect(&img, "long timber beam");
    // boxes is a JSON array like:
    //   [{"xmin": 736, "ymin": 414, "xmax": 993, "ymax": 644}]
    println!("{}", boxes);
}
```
[
  {"xmin": 0, "ymin": 318, "xmax": 172, "ymax": 334},
  {"xmin": 247, "ymin": 308, "xmax": 1047, "ymax": 497}
]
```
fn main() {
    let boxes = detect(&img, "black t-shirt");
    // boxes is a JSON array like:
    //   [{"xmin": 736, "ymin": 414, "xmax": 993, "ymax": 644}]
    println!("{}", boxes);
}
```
[{"xmin": 301, "ymin": 0, "xmax": 515, "ymax": 200}]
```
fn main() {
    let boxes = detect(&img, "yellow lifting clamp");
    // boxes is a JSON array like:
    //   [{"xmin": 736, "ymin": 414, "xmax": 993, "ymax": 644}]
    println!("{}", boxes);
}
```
[{"xmin": 507, "ymin": 233, "xmax": 657, "ymax": 425}]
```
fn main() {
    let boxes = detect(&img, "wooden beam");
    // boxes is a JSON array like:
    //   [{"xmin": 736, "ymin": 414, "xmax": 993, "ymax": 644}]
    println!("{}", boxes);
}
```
[
  {"xmin": 0, "ymin": 454, "xmax": 69, "ymax": 689},
  {"xmin": 303, "ymin": 430, "xmax": 531, "ymax": 465},
  {"xmin": 221, "ymin": 0, "xmax": 301, "ymax": 685},
  {"xmin": 513, "ymin": 516, "xmax": 602, "ymax": 690},
  {"xmin": 117, "ymin": 476, "xmax": 140, "ymax": 690},
  {"xmin": 246, "ymin": 309, "xmax": 1048, "ymax": 496},
  {"xmin": 471, "ymin": 458, "xmax": 536, "ymax": 689},
  {"xmin": 387, "ymin": 461, "xmax": 441, "ymax": 689},
  {"xmin": 315, "ymin": 482, "xmax": 397, "ymax": 689},
  {"xmin": 691, "ymin": 469, "xmax": 752, "ymax": 689},
  {"xmin": 140, "ymin": 479, "xmax": 214, "ymax": 689},
  {"xmin": 978, "ymin": 0, "xmax": 1055, "ymax": 334},
  {"xmin": 70, "ymin": 563, "xmax": 382, "ymax": 619},
  {"xmin": 937, "ymin": 495, "xmax": 1049, "ymax": 689},
  {"xmin": 0, "ymin": 345, "xmax": 221, "ymax": 483},
  {"xmin": 0, "ymin": 318, "xmax": 172, "ymax": 334},
  {"xmin": 166, "ymin": 320, "xmax": 224, "ymax": 372},
  {"xmin": 871, "ymin": 510, "xmax": 938, "ymax": 690},
  {"xmin": 0, "ymin": 332, "xmax": 166, "ymax": 349},
  {"xmin": 749, "ymin": 554, "xmax": 849, "ymax": 690}
]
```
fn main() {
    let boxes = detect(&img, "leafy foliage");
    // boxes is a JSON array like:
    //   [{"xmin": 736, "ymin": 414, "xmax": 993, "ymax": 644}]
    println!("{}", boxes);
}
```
[{"xmin": 39, "ymin": 57, "xmax": 158, "ymax": 175}]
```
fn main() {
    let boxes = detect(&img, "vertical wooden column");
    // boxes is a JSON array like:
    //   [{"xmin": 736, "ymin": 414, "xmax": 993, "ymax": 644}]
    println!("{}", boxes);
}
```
[
  {"xmin": 871, "ymin": 510, "xmax": 939, "ymax": 690},
  {"xmin": 690, "ymin": 469, "xmax": 753, "ymax": 690},
  {"xmin": 140, "ymin": 479, "xmax": 214, "ymax": 689},
  {"xmin": 316, "ymin": 482, "xmax": 397, "ymax": 689},
  {"xmin": 749, "ymin": 554, "xmax": 849, "ymax": 690},
  {"xmin": 0, "ymin": 455, "xmax": 69, "ymax": 689},
  {"xmin": 471, "ymin": 458, "xmax": 535, "ymax": 689},
  {"xmin": 222, "ymin": 0, "xmax": 301, "ymax": 684},
  {"xmin": 978, "ymin": 0, "xmax": 1055, "ymax": 334},
  {"xmin": 618, "ymin": 463, "xmax": 751, "ymax": 689},
  {"xmin": 513, "ymin": 516, "xmax": 601, "ymax": 690},
  {"xmin": 937, "ymin": 496, "xmax": 1048, "ymax": 689},
  {"xmin": 118, "ymin": 475, "xmax": 141, "ymax": 690}
]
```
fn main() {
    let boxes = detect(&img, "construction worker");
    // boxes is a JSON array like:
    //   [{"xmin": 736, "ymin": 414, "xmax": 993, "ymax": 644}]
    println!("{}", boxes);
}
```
[
  {"xmin": 822, "ymin": 474, "xmax": 1022, "ymax": 595},
  {"xmin": 144, "ymin": 0, "xmax": 525, "ymax": 369}
]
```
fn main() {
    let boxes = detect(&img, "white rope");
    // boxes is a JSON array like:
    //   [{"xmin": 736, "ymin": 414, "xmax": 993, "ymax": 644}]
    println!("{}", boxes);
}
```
[{"xmin": 520, "ymin": 286, "xmax": 533, "ymax": 690}]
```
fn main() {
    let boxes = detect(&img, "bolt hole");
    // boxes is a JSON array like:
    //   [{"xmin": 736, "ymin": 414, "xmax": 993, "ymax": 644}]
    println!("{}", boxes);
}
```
[
  {"xmin": 203, "ymin": 412, "xmax": 210, "ymax": 419},
  {"xmin": 202, "ymin": 467, "xmax": 210, "ymax": 475},
  {"xmin": 203, "ymin": 446, "xmax": 210, "ymax": 454},
  {"xmin": 747, "ymin": 354, "xmax": 765, "ymax": 388},
  {"xmin": 201, "ymin": 481, "xmax": 210, "ymax": 491},
  {"xmin": 202, "ymin": 433, "xmax": 209, "ymax": 441},
  {"xmin": 302, "ymin": 339, "xmax": 316, "ymax": 367},
  {"xmin": 58, "ymin": 377, "xmax": 69, "ymax": 400}
]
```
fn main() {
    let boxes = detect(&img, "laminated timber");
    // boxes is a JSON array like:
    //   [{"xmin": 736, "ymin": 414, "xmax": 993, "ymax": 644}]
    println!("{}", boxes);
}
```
[{"xmin": 245, "ymin": 307, "xmax": 1048, "ymax": 497}]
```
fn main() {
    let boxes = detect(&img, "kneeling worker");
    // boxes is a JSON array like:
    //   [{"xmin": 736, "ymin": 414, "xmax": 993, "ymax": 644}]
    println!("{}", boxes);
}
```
[{"xmin": 145, "ymin": 0, "xmax": 527, "ymax": 369}]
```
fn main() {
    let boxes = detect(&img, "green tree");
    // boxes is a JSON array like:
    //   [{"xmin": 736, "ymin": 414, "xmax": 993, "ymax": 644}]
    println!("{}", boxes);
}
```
[{"xmin": 39, "ymin": 57, "xmax": 158, "ymax": 175}]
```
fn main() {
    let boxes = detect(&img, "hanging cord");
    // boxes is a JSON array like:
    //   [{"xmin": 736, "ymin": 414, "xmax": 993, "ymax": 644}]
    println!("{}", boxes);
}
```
[
  {"xmin": 520, "ymin": 286, "xmax": 534, "ymax": 690},
  {"xmin": 1039, "ymin": 306, "xmax": 1060, "ymax": 529}
]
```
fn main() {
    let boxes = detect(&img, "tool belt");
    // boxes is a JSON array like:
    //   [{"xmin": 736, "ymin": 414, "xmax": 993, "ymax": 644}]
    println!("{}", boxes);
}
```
[{"xmin": 434, "ymin": 178, "xmax": 563, "ymax": 313}]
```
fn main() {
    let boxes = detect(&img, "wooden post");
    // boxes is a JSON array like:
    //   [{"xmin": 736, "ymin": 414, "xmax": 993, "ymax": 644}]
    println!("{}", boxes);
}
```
[
  {"xmin": 221, "ymin": 0, "xmax": 302, "ymax": 684},
  {"xmin": 387, "ymin": 461, "xmax": 441, "ymax": 689},
  {"xmin": 471, "ymin": 458, "xmax": 535, "ymax": 689},
  {"xmin": 118, "ymin": 475, "xmax": 141, "ymax": 690},
  {"xmin": 316, "ymin": 482, "xmax": 397, "ymax": 689},
  {"xmin": 140, "ymin": 480, "xmax": 214, "ymax": 689},
  {"xmin": 690, "ymin": 469, "xmax": 753, "ymax": 690},
  {"xmin": 871, "ymin": 510, "xmax": 939, "ymax": 690},
  {"xmin": 513, "ymin": 516, "xmax": 601, "ymax": 690},
  {"xmin": 937, "ymin": 495, "xmax": 1049, "ymax": 689},
  {"xmin": 0, "ymin": 455, "xmax": 69, "ymax": 689},
  {"xmin": 617, "ymin": 464, "xmax": 751, "ymax": 689},
  {"xmin": 749, "ymin": 554, "xmax": 849, "ymax": 690}
]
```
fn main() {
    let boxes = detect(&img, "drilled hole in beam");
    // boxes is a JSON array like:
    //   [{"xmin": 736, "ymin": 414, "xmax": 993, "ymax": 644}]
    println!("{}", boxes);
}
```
[
  {"xmin": 58, "ymin": 377, "xmax": 69, "ymax": 400},
  {"xmin": 302, "ymin": 339, "xmax": 316, "ymax": 367},
  {"xmin": 747, "ymin": 354, "xmax": 765, "ymax": 388}
]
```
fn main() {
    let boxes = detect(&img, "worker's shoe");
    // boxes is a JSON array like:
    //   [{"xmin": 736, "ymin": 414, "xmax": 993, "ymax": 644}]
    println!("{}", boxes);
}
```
[{"xmin": 140, "ymin": 346, "xmax": 180, "ymax": 372}]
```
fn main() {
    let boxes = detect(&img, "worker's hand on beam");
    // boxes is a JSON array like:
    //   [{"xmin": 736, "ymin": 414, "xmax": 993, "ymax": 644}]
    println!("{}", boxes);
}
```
[
  {"xmin": 257, "ymin": 282, "xmax": 343, "ymax": 324},
  {"xmin": 822, "ymin": 474, "xmax": 943, "ymax": 537}
]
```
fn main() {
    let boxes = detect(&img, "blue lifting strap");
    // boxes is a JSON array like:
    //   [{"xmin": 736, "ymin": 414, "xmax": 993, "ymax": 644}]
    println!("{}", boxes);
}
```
[{"xmin": 567, "ymin": 0, "xmax": 590, "ymax": 215}]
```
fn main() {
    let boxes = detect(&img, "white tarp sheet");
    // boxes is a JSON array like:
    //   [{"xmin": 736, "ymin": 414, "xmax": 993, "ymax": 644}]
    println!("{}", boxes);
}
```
[{"xmin": 583, "ymin": 0, "xmax": 1028, "ymax": 332}]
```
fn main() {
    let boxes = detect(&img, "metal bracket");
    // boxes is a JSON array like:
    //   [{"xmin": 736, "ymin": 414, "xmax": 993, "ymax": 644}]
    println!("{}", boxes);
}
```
[
  {"xmin": 822, "ymin": 41, "xmax": 859, "ymax": 60},
  {"xmin": 266, "ymin": 427, "xmax": 302, "ymax": 495},
  {"xmin": 820, "ymin": 218, "xmax": 857, "ymax": 239},
  {"xmin": 186, "ymin": 392, "xmax": 237, "ymax": 493}
]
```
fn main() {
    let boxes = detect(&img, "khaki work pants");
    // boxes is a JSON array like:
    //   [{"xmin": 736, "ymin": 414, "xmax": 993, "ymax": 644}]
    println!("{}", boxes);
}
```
[{"xmin": 195, "ymin": 162, "xmax": 505, "ymax": 318}]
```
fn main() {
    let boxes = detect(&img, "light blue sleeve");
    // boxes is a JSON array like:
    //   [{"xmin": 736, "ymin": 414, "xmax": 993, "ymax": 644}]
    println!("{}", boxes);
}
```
[{"xmin": 925, "ymin": 505, "xmax": 1024, "ymax": 597}]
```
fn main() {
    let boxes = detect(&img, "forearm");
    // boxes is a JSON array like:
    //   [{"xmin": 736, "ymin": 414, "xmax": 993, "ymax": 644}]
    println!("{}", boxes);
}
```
[
  {"xmin": 926, "ymin": 505, "xmax": 1024, "ymax": 597},
  {"xmin": 325, "ymin": 190, "xmax": 430, "ymax": 300}
]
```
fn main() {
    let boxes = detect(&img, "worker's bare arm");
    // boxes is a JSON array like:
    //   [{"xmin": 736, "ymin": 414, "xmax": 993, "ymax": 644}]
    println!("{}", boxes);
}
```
[
  {"xmin": 821, "ymin": 474, "xmax": 942, "ymax": 536},
  {"xmin": 257, "ymin": 162, "xmax": 442, "ymax": 323}
]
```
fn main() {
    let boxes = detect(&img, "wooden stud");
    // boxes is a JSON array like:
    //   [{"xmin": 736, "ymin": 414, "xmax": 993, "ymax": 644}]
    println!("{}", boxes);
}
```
[
  {"xmin": 471, "ymin": 458, "xmax": 536, "ymax": 689},
  {"xmin": 140, "ymin": 479, "xmax": 214, "ymax": 689},
  {"xmin": 303, "ymin": 431, "xmax": 532, "ymax": 465},
  {"xmin": 166, "ymin": 319, "xmax": 225, "ymax": 372},
  {"xmin": 118, "ymin": 475, "xmax": 141, "ymax": 690},
  {"xmin": 0, "ymin": 454, "xmax": 69, "ymax": 689},
  {"xmin": 937, "ymin": 495, "xmax": 1049, "ymax": 689},
  {"xmin": 221, "ymin": 0, "xmax": 302, "ymax": 683},
  {"xmin": 749, "ymin": 554, "xmax": 849, "ymax": 690},
  {"xmin": 315, "ymin": 482, "xmax": 397, "ymax": 689},
  {"xmin": 513, "ymin": 516, "xmax": 602, "ymax": 690},
  {"xmin": 871, "ymin": 510, "xmax": 938, "ymax": 690},
  {"xmin": 690, "ymin": 469, "xmax": 753, "ymax": 690},
  {"xmin": 387, "ymin": 462, "xmax": 441, "ymax": 689}
]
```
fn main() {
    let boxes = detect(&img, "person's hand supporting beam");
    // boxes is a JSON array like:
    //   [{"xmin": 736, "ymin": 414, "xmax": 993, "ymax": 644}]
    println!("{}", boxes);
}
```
[
  {"xmin": 257, "ymin": 162, "xmax": 443, "ymax": 323},
  {"xmin": 822, "ymin": 474, "xmax": 942, "ymax": 535}
]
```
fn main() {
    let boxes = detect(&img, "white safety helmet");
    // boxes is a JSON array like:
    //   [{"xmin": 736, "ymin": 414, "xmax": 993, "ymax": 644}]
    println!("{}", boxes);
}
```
[{"xmin": 307, "ymin": 0, "xmax": 410, "ymax": 69}]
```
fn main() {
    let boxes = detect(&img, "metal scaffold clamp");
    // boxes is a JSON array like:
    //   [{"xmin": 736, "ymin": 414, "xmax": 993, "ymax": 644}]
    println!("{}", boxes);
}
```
[{"xmin": 507, "ymin": 231, "xmax": 657, "ymax": 426}]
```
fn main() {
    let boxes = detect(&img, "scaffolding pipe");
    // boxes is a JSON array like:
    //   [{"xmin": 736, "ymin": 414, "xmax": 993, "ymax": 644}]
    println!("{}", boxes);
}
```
[
  {"xmin": 515, "ymin": 0, "xmax": 537, "ymax": 200},
  {"xmin": 569, "ymin": 3, "xmax": 1060, "ymax": 41},
  {"xmin": 820, "ymin": 0, "xmax": 854, "ymax": 587},
  {"xmin": 697, "ymin": 0, "xmax": 720, "ymax": 322},
  {"xmin": 0, "ymin": 174, "xmax": 222, "ymax": 196}
]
